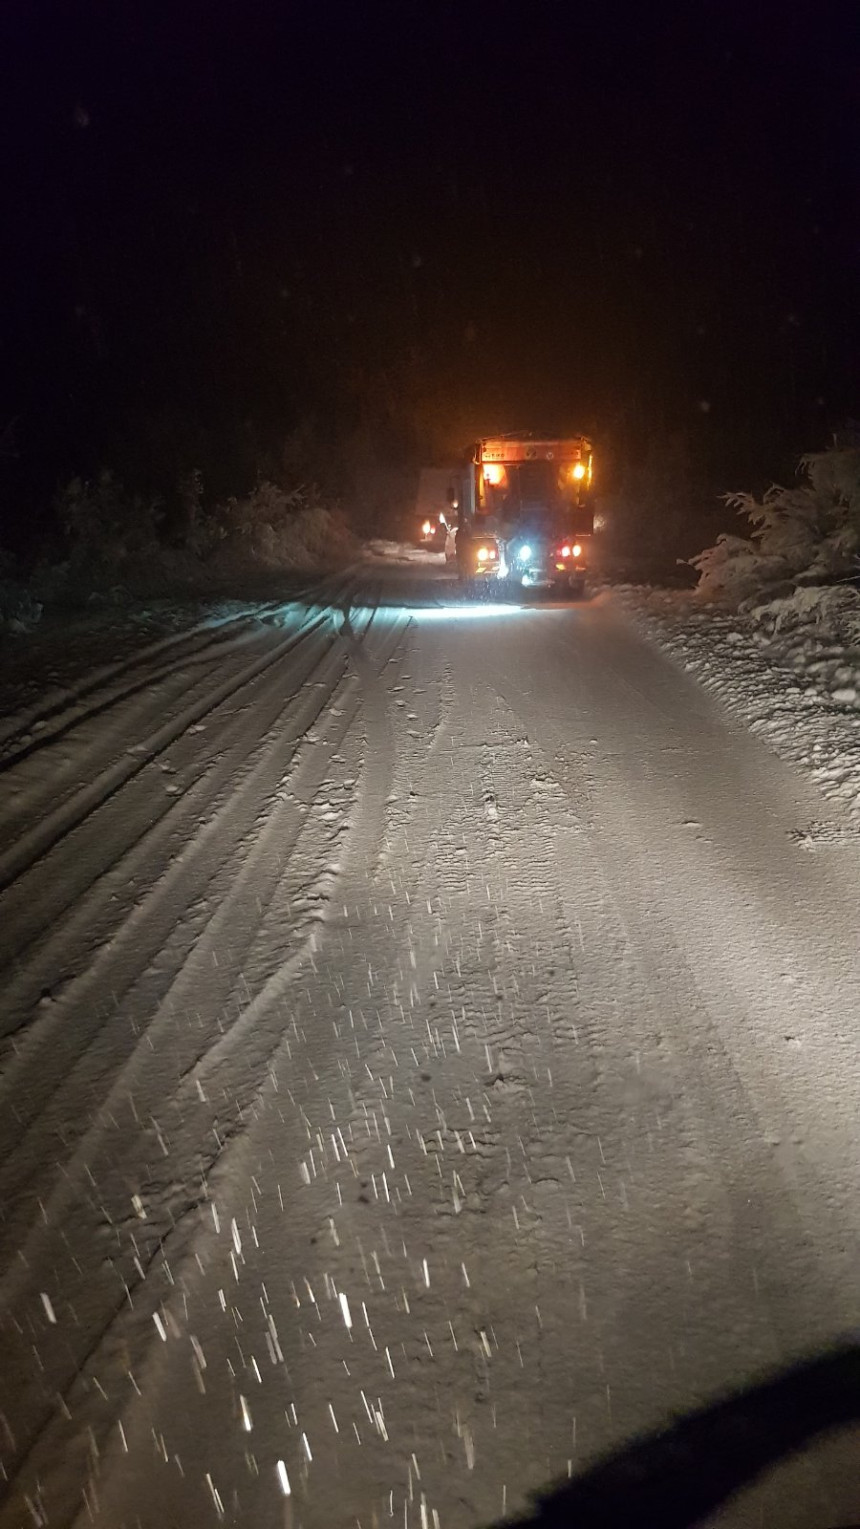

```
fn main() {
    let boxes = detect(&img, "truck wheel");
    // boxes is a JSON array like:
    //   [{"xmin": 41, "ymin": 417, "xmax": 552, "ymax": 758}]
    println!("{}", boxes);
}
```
[{"xmin": 554, "ymin": 577, "xmax": 585, "ymax": 601}]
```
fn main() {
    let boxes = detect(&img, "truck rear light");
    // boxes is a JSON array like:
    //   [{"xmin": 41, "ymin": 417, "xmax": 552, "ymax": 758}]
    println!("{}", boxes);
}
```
[{"xmin": 477, "ymin": 544, "xmax": 498, "ymax": 562}]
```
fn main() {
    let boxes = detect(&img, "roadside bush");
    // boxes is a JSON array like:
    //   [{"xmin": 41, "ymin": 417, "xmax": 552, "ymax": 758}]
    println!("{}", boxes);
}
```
[
  {"xmin": 47, "ymin": 472, "xmax": 356, "ymax": 586},
  {"xmin": 210, "ymin": 481, "xmax": 356, "ymax": 570},
  {"xmin": 0, "ymin": 551, "xmax": 43, "ymax": 633},
  {"xmin": 692, "ymin": 447, "xmax": 860, "ymax": 605},
  {"xmin": 3, "ymin": 464, "xmax": 359, "ymax": 626},
  {"xmin": 56, "ymin": 471, "xmax": 164, "ymax": 569},
  {"xmin": 748, "ymin": 583, "xmax": 860, "ymax": 643},
  {"xmin": 176, "ymin": 468, "xmax": 224, "ymax": 559}
]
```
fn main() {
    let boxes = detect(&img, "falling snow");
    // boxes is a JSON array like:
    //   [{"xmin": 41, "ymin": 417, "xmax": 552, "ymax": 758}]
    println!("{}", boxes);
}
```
[{"xmin": 0, "ymin": 562, "xmax": 859, "ymax": 1527}]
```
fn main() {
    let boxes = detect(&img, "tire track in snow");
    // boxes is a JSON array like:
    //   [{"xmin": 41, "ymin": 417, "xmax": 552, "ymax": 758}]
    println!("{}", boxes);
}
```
[
  {"xmin": 0, "ymin": 616, "xmax": 349, "ymax": 1021},
  {"xmin": 0, "ymin": 610, "xmax": 337, "ymax": 892},
  {"xmin": 0, "ymin": 607, "xmax": 270, "ymax": 769},
  {"xmin": 24, "ymin": 604, "xmax": 860, "ymax": 1529},
  {"xmin": 0, "ymin": 680, "xmax": 362, "ymax": 1253},
  {"xmin": 0, "ymin": 600, "xmax": 408, "ymax": 1518},
  {"xmin": 0, "ymin": 603, "xmax": 397, "ymax": 1204},
  {"xmin": 0, "ymin": 571, "xmax": 356, "ymax": 764},
  {"xmin": 0, "ymin": 638, "xmax": 350, "ymax": 1175},
  {"xmin": 0, "ymin": 584, "xmax": 359, "ymax": 862}
]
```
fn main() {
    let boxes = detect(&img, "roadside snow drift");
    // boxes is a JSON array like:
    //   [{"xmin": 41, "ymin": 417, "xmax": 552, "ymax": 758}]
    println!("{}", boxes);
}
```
[{"xmin": 620, "ymin": 584, "xmax": 860, "ymax": 826}]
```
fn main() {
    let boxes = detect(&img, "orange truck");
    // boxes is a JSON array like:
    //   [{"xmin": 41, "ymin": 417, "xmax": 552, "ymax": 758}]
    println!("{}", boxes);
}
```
[{"xmin": 452, "ymin": 434, "xmax": 595, "ymax": 596}]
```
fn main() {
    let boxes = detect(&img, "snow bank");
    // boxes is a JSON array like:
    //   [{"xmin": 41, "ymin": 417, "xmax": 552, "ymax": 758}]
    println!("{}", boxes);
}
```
[
  {"xmin": 364, "ymin": 539, "xmax": 446, "ymax": 564},
  {"xmin": 618, "ymin": 585, "xmax": 860, "ymax": 820}
]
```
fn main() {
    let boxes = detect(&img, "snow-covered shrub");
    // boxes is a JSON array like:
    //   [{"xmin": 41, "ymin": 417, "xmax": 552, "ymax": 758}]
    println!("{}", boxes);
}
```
[
  {"xmin": 177, "ymin": 468, "xmax": 224, "ymax": 559},
  {"xmin": 0, "ymin": 552, "xmax": 43, "ymax": 633},
  {"xmin": 748, "ymin": 584, "xmax": 860, "ymax": 643},
  {"xmin": 692, "ymin": 447, "xmax": 860, "ymax": 604},
  {"xmin": 217, "ymin": 480, "xmax": 308, "ymax": 543},
  {"xmin": 212, "ymin": 482, "xmax": 356, "ymax": 570},
  {"xmin": 31, "ymin": 470, "xmax": 356, "ymax": 607},
  {"xmin": 687, "ymin": 532, "xmax": 780, "ymax": 605},
  {"xmin": 57, "ymin": 471, "xmax": 164, "ymax": 567}
]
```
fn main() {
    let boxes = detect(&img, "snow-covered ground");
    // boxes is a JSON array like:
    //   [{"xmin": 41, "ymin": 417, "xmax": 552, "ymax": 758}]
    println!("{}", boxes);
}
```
[
  {"xmin": 618, "ymin": 584, "xmax": 860, "ymax": 830},
  {"xmin": 364, "ymin": 538, "xmax": 448, "ymax": 565},
  {"xmin": 1, "ymin": 572, "xmax": 860, "ymax": 1528}
]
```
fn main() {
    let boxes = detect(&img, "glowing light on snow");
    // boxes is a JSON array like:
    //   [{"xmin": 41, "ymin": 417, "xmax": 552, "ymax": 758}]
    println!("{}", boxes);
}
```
[{"xmin": 410, "ymin": 603, "xmax": 522, "ymax": 622}]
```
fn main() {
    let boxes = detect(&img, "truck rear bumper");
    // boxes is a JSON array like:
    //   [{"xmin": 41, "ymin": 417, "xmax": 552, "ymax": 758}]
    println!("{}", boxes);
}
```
[{"xmin": 517, "ymin": 565, "xmax": 587, "ymax": 588}]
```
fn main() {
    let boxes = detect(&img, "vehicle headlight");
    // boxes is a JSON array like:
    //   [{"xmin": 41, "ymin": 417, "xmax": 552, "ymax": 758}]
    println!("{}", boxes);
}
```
[
  {"xmin": 476, "ymin": 546, "xmax": 489, "ymax": 562},
  {"xmin": 572, "ymin": 542, "xmax": 582, "ymax": 558},
  {"xmin": 571, "ymin": 462, "xmax": 586, "ymax": 480},
  {"xmin": 518, "ymin": 544, "xmax": 532, "ymax": 562},
  {"xmin": 422, "ymin": 520, "xmax": 433, "ymax": 534}
]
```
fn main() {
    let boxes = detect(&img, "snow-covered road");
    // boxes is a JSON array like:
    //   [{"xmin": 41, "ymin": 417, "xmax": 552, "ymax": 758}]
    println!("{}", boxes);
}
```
[{"xmin": 1, "ymin": 562, "xmax": 860, "ymax": 1528}]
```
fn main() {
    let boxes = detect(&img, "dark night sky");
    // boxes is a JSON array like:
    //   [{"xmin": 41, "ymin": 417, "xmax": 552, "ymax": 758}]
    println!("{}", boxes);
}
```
[{"xmin": 2, "ymin": 0, "xmax": 860, "ymax": 526}]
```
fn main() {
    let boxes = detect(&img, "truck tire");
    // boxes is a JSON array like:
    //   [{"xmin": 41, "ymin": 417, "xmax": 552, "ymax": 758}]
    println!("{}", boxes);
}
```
[{"xmin": 554, "ymin": 577, "xmax": 586, "ymax": 601}]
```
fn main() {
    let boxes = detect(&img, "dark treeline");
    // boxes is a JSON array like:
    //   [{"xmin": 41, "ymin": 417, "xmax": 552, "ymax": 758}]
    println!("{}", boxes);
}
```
[{"xmin": 2, "ymin": 2, "xmax": 858, "ymax": 567}]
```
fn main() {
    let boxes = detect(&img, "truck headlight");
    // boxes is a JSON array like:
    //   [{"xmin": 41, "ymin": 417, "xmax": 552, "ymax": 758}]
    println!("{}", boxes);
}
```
[{"xmin": 518, "ymin": 544, "xmax": 532, "ymax": 562}]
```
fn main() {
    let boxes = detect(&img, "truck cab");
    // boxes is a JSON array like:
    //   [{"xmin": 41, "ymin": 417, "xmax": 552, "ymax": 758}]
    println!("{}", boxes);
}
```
[{"xmin": 455, "ymin": 434, "xmax": 594, "ymax": 596}]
